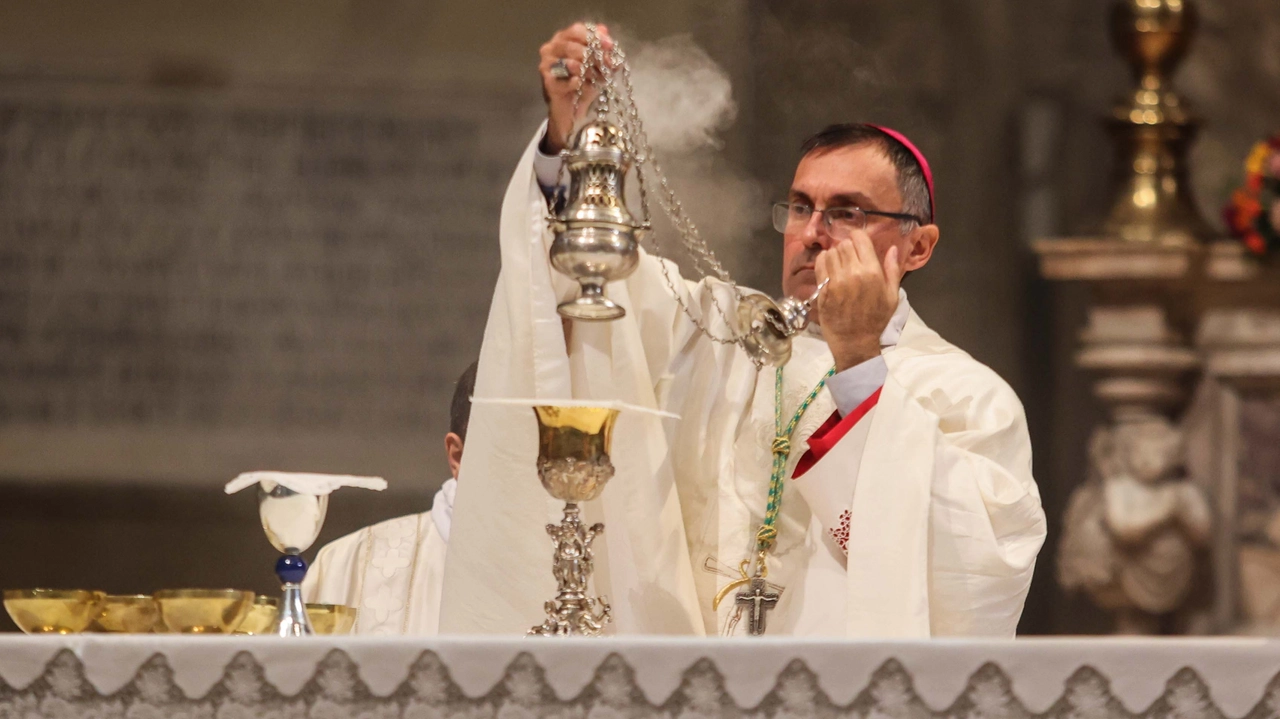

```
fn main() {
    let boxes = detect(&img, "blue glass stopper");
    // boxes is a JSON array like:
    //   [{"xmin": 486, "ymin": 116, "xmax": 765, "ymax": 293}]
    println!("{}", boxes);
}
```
[{"xmin": 275, "ymin": 554, "xmax": 308, "ymax": 584}]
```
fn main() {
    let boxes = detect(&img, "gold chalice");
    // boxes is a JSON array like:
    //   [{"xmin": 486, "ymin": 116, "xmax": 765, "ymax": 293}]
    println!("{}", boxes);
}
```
[
  {"xmin": 234, "ymin": 596, "xmax": 279, "ymax": 635},
  {"xmin": 92, "ymin": 594, "xmax": 161, "ymax": 633},
  {"xmin": 305, "ymin": 604, "xmax": 357, "ymax": 635},
  {"xmin": 154, "ymin": 589, "xmax": 254, "ymax": 634},
  {"xmin": 529, "ymin": 404, "xmax": 619, "ymax": 636},
  {"xmin": 4, "ymin": 589, "xmax": 104, "ymax": 634}
]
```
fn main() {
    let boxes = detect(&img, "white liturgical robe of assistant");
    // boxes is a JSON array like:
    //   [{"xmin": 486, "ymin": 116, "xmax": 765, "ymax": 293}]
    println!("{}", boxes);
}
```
[
  {"xmin": 438, "ymin": 125, "xmax": 1047, "ymax": 637},
  {"xmin": 302, "ymin": 479, "xmax": 455, "ymax": 635}
]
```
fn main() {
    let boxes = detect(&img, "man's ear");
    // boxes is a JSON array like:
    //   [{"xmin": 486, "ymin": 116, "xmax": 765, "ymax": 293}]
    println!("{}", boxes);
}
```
[
  {"xmin": 902, "ymin": 224, "xmax": 939, "ymax": 273},
  {"xmin": 445, "ymin": 432, "xmax": 464, "ymax": 479}
]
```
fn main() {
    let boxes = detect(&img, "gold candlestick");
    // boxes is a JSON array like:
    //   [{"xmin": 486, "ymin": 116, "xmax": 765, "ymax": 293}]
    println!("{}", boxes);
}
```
[{"xmin": 1103, "ymin": 0, "xmax": 1212, "ymax": 246}]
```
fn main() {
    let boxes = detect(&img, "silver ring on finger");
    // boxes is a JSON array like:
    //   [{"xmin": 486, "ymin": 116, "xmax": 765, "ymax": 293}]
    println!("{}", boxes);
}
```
[{"xmin": 549, "ymin": 58, "xmax": 571, "ymax": 80}]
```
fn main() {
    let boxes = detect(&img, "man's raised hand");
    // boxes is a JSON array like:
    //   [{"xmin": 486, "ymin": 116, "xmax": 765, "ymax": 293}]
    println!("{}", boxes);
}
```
[
  {"xmin": 814, "ymin": 232, "xmax": 902, "ymax": 372},
  {"xmin": 539, "ymin": 23, "xmax": 613, "ymax": 154}
]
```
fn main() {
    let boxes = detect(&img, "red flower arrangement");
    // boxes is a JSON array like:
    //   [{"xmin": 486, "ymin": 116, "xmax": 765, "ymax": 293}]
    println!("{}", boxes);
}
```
[{"xmin": 1224, "ymin": 133, "xmax": 1280, "ymax": 258}]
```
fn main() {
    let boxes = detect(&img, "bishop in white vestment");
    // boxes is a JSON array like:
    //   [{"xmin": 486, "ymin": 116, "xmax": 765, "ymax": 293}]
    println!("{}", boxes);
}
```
[{"xmin": 439, "ymin": 22, "xmax": 1047, "ymax": 638}]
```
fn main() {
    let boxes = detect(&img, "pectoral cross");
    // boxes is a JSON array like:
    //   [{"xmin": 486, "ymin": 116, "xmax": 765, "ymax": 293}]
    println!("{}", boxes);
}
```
[{"xmin": 735, "ymin": 576, "xmax": 779, "ymax": 636}]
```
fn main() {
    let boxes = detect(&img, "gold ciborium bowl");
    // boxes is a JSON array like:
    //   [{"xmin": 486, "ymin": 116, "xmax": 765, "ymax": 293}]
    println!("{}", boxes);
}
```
[
  {"xmin": 154, "ymin": 589, "xmax": 254, "ymax": 634},
  {"xmin": 306, "ymin": 604, "xmax": 357, "ymax": 635},
  {"xmin": 93, "ymin": 594, "xmax": 161, "ymax": 633},
  {"xmin": 533, "ymin": 405, "xmax": 620, "ymax": 502},
  {"xmin": 4, "ymin": 589, "xmax": 104, "ymax": 634},
  {"xmin": 234, "ymin": 595, "xmax": 279, "ymax": 635}
]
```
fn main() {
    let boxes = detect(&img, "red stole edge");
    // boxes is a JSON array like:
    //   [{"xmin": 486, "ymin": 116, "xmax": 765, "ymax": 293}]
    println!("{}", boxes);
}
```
[{"xmin": 791, "ymin": 386, "xmax": 882, "ymax": 479}]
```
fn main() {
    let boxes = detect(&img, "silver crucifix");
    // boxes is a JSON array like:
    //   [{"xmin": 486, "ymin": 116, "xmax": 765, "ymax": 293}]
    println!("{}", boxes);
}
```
[{"xmin": 735, "ymin": 576, "xmax": 780, "ymax": 635}]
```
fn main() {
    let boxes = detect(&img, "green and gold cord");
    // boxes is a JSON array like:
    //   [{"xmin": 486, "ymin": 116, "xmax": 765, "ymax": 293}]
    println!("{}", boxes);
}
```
[{"xmin": 754, "ymin": 365, "xmax": 836, "ymax": 555}]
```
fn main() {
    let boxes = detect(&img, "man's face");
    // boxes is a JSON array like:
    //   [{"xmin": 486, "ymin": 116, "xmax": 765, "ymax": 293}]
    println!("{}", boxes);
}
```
[{"xmin": 781, "ymin": 143, "xmax": 912, "ymax": 300}]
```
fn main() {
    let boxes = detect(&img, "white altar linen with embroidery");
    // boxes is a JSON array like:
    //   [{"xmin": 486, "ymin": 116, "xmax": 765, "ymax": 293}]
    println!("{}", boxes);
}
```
[
  {"xmin": 302, "ymin": 479, "xmax": 454, "ymax": 635},
  {"xmin": 6, "ymin": 636, "xmax": 1280, "ymax": 718},
  {"xmin": 439, "ymin": 126, "xmax": 1046, "ymax": 637}
]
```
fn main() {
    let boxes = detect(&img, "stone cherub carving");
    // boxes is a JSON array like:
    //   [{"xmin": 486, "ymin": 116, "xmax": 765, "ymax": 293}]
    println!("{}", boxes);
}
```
[{"xmin": 1059, "ymin": 414, "xmax": 1212, "ymax": 633}]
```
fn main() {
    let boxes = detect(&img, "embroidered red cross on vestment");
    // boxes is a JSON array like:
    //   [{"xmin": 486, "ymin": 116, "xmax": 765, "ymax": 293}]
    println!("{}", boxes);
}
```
[{"xmin": 828, "ymin": 509, "xmax": 852, "ymax": 552}]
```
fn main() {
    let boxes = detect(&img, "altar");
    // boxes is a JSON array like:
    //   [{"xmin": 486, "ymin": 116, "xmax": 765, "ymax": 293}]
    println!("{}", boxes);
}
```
[{"xmin": 3, "ymin": 636, "xmax": 1280, "ymax": 718}]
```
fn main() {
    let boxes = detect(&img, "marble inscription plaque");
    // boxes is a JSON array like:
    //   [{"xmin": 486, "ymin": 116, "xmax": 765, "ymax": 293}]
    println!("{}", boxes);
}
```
[{"xmin": 0, "ymin": 88, "xmax": 531, "ymax": 483}]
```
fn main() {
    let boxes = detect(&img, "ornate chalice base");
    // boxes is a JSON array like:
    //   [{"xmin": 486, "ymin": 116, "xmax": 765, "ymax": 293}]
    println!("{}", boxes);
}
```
[
  {"xmin": 528, "ymin": 407, "xmax": 620, "ymax": 637},
  {"xmin": 529, "ymin": 502, "xmax": 613, "ymax": 636}
]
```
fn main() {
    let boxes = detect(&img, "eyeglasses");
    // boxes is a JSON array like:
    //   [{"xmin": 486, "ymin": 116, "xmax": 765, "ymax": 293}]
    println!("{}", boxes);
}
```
[{"xmin": 771, "ymin": 202, "xmax": 921, "ymax": 239}]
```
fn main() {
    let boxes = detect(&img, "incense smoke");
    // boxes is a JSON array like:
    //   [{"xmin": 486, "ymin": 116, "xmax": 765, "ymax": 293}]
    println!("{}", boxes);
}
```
[
  {"xmin": 625, "ymin": 35, "xmax": 736, "ymax": 153},
  {"xmin": 617, "ymin": 33, "xmax": 764, "ymax": 283}
]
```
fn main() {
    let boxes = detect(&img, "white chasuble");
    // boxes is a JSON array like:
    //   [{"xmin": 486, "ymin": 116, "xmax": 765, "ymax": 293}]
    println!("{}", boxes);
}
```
[
  {"xmin": 303, "ymin": 511, "xmax": 447, "ymax": 635},
  {"xmin": 438, "ymin": 125, "xmax": 1047, "ymax": 637}
]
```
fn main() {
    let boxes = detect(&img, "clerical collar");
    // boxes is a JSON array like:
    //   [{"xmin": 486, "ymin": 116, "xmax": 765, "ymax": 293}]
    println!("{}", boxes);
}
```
[
  {"xmin": 803, "ymin": 288, "xmax": 911, "ymax": 349},
  {"xmin": 880, "ymin": 288, "xmax": 911, "ymax": 347},
  {"xmin": 430, "ymin": 478, "xmax": 457, "ymax": 544}
]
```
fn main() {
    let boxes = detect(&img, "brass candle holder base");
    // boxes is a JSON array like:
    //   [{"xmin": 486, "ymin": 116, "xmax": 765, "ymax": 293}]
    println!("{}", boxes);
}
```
[{"xmin": 1102, "ymin": 0, "xmax": 1211, "ymax": 246}]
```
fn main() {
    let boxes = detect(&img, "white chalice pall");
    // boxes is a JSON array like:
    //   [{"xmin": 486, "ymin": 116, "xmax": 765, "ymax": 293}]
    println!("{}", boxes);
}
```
[{"xmin": 225, "ymin": 471, "xmax": 387, "ymax": 636}]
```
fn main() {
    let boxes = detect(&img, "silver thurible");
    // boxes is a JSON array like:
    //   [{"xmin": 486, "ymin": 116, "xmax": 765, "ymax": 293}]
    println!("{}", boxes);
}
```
[
  {"xmin": 736, "ymin": 278, "xmax": 830, "ymax": 367},
  {"xmin": 549, "ymin": 120, "xmax": 648, "ymax": 321}
]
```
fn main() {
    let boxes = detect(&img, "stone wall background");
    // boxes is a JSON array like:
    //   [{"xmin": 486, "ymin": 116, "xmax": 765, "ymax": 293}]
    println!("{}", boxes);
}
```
[{"xmin": 0, "ymin": 0, "xmax": 1276, "ymax": 634}]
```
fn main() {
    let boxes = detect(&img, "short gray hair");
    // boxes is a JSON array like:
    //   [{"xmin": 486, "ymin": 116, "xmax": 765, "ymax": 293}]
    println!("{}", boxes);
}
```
[{"xmin": 799, "ymin": 123, "xmax": 933, "ymax": 232}]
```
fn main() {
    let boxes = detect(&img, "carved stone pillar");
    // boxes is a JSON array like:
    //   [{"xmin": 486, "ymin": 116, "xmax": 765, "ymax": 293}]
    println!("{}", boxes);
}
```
[
  {"xmin": 1035, "ymin": 0, "xmax": 1247, "ymax": 635},
  {"xmin": 1039, "ymin": 237, "xmax": 1280, "ymax": 634},
  {"xmin": 1197, "ymin": 307, "xmax": 1280, "ymax": 633},
  {"xmin": 1076, "ymin": 305, "xmax": 1199, "ymax": 421},
  {"xmin": 1038, "ymin": 239, "xmax": 1210, "ymax": 633}
]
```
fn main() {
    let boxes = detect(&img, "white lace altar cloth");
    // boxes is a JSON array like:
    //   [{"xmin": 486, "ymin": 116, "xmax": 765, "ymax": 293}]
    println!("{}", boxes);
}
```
[{"xmin": 1, "ymin": 636, "xmax": 1279, "ymax": 718}]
